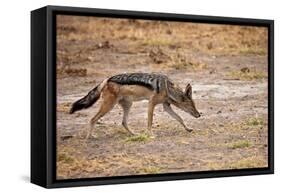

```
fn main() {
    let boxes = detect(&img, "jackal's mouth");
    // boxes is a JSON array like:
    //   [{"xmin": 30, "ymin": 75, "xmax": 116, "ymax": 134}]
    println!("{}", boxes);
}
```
[{"xmin": 192, "ymin": 111, "xmax": 201, "ymax": 118}]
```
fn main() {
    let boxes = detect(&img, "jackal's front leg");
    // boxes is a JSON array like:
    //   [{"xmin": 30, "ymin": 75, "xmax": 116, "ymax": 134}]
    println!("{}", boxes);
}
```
[
  {"xmin": 163, "ymin": 102, "xmax": 192, "ymax": 132},
  {"xmin": 147, "ymin": 100, "xmax": 156, "ymax": 137}
]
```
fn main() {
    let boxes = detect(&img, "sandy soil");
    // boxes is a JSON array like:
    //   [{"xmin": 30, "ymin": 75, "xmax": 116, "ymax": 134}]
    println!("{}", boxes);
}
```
[{"xmin": 56, "ymin": 15, "xmax": 268, "ymax": 179}]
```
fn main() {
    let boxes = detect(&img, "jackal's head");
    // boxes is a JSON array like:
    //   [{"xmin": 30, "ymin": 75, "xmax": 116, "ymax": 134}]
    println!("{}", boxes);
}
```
[{"xmin": 173, "ymin": 84, "xmax": 201, "ymax": 118}]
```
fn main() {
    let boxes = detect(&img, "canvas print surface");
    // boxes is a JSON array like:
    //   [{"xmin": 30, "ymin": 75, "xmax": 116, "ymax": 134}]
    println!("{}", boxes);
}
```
[{"xmin": 56, "ymin": 15, "xmax": 268, "ymax": 180}]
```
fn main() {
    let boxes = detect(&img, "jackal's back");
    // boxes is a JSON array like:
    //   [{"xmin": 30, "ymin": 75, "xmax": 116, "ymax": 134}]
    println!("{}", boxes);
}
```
[{"xmin": 109, "ymin": 73, "xmax": 168, "ymax": 93}]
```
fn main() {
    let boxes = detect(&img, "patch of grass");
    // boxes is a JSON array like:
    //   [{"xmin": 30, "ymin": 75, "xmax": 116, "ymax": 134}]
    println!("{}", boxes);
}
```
[
  {"xmin": 226, "ymin": 116, "xmax": 266, "ymax": 132},
  {"xmin": 227, "ymin": 140, "xmax": 251, "ymax": 149},
  {"xmin": 229, "ymin": 157, "xmax": 267, "ymax": 169},
  {"xmin": 149, "ymin": 48, "xmax": 170, "ymax": 64},
  {"xmin": 57, "ymin": 102, "xmax": 72, "ymax": 113},
  {"xmin": 125, "ymin": 134, "xmax": 151, "ymax": 143},
  {"xmin": 207, "ymin": 162, "xmax": 222, "ymax": 170},
  {"xmin": 58, "ymin": 153, "xmax": 74, "ymax": 164},
  {"xmin": 57, "ymin": 67, "xmax": 87, "ymax": 78},
  {"xmin": 246, "ymin": 117, "xmax": 264, "ymax": 126},
  {"xmin": 239, "ymin": 46, "xmax": 267, "ymax": 55},
  {"xmin": 227, "ymin": 70, "xmax": 267, "ymax": 80},
  {"xmin": 171, "ymin": 54, "xmax": 208, "ymax": 70},
  {"xmin": 57, "ymin": 151, "xmax": 165, "ymax": 179},
  {"xmin": 137, "ymin": 166, "xmax": 162, "ymax": 174},
  {"xmin": 173, "ymin": 61, "xmax": 208, "ymax": 70},
  {"xmin": 57, "ymin": 157, "xmax": 106, "ymax": 179},
  {"xmin": 207, "ymin": 157, "xmax": 267, "ymax": 170}
]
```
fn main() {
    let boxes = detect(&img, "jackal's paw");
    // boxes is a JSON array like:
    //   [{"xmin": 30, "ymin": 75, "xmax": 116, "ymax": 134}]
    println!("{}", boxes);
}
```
[{"xmin": 185, "ymin": 128, "xmax": 193, "ymax": 133}]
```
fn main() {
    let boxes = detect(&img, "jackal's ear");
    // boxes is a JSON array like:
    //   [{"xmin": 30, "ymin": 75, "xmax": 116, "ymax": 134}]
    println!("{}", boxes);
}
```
[{"xmin": 185, "ymin": 84, "xmax": 192, "ymax": 98}]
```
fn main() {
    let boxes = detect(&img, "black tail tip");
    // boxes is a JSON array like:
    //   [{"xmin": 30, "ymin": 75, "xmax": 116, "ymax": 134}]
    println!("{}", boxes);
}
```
[
  {"xmin": 69, "ymin": 102, "xmax": 83, "ymax": 114},
  {"xmin": 69, "ymin": 108, "xmax": 74, "ymax": 114},
  {"xmin": 69, "ymin": 105, "xmax": 76, "ymax": 114}
]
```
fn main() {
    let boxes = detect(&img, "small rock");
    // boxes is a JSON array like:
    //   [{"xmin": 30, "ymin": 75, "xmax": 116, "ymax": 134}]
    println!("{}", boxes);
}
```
[
  {"xmin": 241, "ymin": 67, "xmax": 250, "ymax": 73},
  {"xmin": 97, "ymin": 41, "xmax": 111, "ymax": 49},
  {"xmin": 207, "ymin": 42, "xmax": 213, "ymax": 50},
  {"xmin": 217, "ymin": 110, "xmax": 222, "ymax": 114},
  {"xmin": 166, "ymin": 29, "xmax": 172, "ymax": 34}
]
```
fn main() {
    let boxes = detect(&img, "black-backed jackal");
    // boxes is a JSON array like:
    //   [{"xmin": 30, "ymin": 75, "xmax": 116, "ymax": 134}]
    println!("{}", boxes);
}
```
[{"xmin": 70, "ymin": 73, "xmax": 201, "ymax": 138}]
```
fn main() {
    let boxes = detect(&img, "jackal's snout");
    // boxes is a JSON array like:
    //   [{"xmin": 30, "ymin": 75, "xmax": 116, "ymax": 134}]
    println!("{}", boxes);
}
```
[{"xmin": 193, "ymin": 110, "xmax": 201, "ymax": 118}]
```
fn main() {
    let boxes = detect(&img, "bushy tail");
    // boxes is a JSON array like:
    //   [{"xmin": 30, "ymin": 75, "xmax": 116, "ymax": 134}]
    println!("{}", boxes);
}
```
[{"xmin": 69, "ymin": 84, "xmax": 102, "ymax": 114}]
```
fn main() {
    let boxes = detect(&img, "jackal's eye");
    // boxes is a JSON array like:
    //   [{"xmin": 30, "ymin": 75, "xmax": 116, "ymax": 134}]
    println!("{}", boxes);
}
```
[
  {"xmin": 181, "ymin": 95, "xmax": 186, "ymax": 102},
  {"xmin": 183, "ymin": 95, "xmax": 190, "ymax": 101}
]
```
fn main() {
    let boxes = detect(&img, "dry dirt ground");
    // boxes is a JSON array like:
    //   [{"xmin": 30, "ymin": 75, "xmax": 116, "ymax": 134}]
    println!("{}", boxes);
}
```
[{"xmin": 56, "ymin": 15, "xmax": 269, "ymax": 179}]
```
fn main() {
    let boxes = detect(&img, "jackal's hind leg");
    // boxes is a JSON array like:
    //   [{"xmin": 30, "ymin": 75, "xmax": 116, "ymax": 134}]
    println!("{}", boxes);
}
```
[
  {"xmin": 119, "ymin": 99, "xmax": 135, "ymax": 135},
  {"xmin": 87, "ymin": 97, "xmax": 117, "ymax": 139},
  {"xmin": 163, "ymin": 102, "xmax": 192, "ymax": 132},
  {"xmin": 87, "ymin": 111, "xmax": 104, "ymax": 139}
]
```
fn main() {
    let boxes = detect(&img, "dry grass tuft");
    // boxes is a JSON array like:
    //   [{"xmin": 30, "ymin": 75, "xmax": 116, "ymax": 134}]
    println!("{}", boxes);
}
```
[
  {"xmin": 227, "ymin": 68, "xmax": 267, "ymax": 80},
  {"xmin": 175, "ymin": 61, "xmax": 208, "ymax": 70},
  {"xmin": 57, "ymin": 102, "xmax": 72, "ymax": 113},
  {"xmin": 141, "ymin": 39, "xmax": 176, "ymax": 47},
  {"xmin": 58, "ymin": 153, "xmax": 74, "ymax": 163},
  {"xmin": 171, "ymin": 54, "xmax": 208, "ymax": 70},
  {"xmin": 239, "ymin": 46, "xmax": 267, "ymax": 55},
  {"xmin": 125, "ymin": 134, "xmax": 151, "ymax": 143},
  {"xmin": 57, "ymin": 67, "xmax": 87, "ymax": 78},
  {"xmin": 222, "ymin": 116, "xmax": 266, "ymax": 133},
  {"xmin": 207, "ymin": 156, "xmax": 267, "ymax": 170},
  {"xmin": 137, "ymin": 166, "xmax": 162, "ymax": 174},
  {"xmin": 227, "ymin": 140, "xmax": 251, "ymax": 149},
  {"xmin": 246, "ymin": 117, "xmax": 265, "ymax": 126},
  {"xmin": 149, "ymin": 48, "xmax": 171, "ymax": 64},
  {"xmin": 229, "ymin": 157, "xmax": 267, "ymax": 169}
]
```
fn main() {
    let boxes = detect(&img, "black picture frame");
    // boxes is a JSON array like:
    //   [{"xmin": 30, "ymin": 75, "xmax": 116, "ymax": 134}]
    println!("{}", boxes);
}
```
[{"xmin": 31, "ymin": 5, "xmax": 274, "ymax": 188}]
